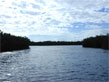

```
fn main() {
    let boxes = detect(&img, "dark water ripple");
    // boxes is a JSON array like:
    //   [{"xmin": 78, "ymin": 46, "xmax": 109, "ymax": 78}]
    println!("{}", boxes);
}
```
[{"xmin": 0, "ymin": 46, "xmax": 108, "ymax": 82}]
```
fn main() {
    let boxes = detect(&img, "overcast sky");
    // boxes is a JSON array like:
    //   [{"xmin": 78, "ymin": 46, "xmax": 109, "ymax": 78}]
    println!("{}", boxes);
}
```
[{"xmin": 0, "ymin": 0, "xmax": 109, "ymax": 41}]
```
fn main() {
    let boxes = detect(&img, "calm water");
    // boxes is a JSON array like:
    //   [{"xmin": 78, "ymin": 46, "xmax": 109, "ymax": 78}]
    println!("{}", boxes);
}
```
[{"xmin": 0, "ymin": 46, "xmax": 108, "ymax": 82}]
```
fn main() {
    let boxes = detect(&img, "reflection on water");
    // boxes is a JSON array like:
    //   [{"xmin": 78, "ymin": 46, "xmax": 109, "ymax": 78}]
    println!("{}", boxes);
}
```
[{"xmin": 0, "ymin": 46, "xmax": 108, "ymax": 82}]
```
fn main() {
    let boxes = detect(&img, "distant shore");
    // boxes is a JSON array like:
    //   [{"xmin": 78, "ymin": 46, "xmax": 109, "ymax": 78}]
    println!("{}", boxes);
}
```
[
  {"xmin": 30, "ymin": 41, "xmax": 82, "ymax": 46},
  {"xmin": 30, "ymin": 35, "xmax": 109, "ymax": 50},
  {"xmin": 0, "ymin": 31, "xmax": 108, "ymax": 52}
]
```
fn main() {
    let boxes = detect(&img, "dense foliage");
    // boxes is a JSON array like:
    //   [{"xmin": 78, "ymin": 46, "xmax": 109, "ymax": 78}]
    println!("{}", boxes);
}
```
[
  {"xmin": 30, "ymin": 41, "xmax": 82, "ymax": 45},
  {"xmin": 0, "ymin": 31, "xmax": 30, "ymax": 52},
  {"xmin": 82, "ymin": 34, "xmax": 109, "ymax": 49},
  {"xmin": 0, "ymin": 30, "xmax": 108, "ymax": 52}
]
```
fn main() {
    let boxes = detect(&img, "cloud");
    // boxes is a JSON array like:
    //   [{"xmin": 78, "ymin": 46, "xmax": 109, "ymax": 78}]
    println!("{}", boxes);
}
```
[
  {"xmin": 0, "ymin": 15, "xmax": 11, "ymax": 18},
  {"xmin": 96, "ymin": 8, "xmax": 109, "ymax": 13},
  {"xmin": 0, "ymin": 0, "xmax": 109, "ymax": 41},
  {"xmin": 20, "ymin": 10, "xmax": 41, "ymax": 15},
  {"xmin": 31, "ymin": 3, "xmax": 41, "ymax": 9},
  {"xmin": 12, "ymin": 1, "xmax": 28, "ymax": 8}
]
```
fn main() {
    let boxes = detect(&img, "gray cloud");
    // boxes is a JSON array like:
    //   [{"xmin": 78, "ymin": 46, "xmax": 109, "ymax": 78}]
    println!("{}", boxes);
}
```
[
  {"xmin": 0, "ymin": 15, "xmax": 11, "ymax": 18},
  {"xmin": 31, "ymin": 3, "xmax": 41, "ymax": 9},
  {"xmin": 44, "ymin": 18, "xmax": 61, "ymax": 25},
  {"xmin": 96, "ymin": 8, "xmax": 109, "ymax": 13},
  {"xmin": 12, "ymin": 1, "xmax": 28, "ymax": 8},
  {"xmin": 20, "ymin": 10, "xmax": 41, "ymax": 15},
  {"xmin": 34, "ymin": 0, "xmax": 45, "ymax": 5}
]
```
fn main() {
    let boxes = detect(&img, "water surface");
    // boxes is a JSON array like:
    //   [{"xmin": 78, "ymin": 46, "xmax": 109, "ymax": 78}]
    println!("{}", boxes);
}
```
[{"xmin": 0, "ymin": 46, "xmax": 108, "ymax": 82}]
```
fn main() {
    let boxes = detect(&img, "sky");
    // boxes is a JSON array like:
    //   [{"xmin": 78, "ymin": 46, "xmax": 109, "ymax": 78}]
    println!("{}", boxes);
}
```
[{"xmin": 0, "ymin": 0, "xmax": 109, "ymax": 41}]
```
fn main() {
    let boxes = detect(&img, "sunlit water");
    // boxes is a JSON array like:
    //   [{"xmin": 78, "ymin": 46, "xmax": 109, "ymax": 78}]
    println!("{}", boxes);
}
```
[{"xmin": 0, "ymin": 46, "xmax": 108, "ymax": 82}]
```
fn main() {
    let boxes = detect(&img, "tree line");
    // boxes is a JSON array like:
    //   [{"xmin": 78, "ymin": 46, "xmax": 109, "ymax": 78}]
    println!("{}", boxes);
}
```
[
  {"xmin": 82, "ymin": 34, "xmax": 109, "ymax": 49},
  {"xmin": 0, "ymin": 31, "xmax": 30, "ymax": 52},
  {"xmin": 0, "ymin": 31, "xmax": 108, "ymax": 52},
  {"xmin": 30, "ymin": 41, "xmax": 82, "ymax": 46},
  {"xmin": 30, "ymin": 35, "xmax": 109, "ymax": 50}
]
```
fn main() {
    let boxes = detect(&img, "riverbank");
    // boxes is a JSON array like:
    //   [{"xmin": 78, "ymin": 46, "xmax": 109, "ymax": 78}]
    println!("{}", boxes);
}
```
[
  {"xmin": 82, "ymin": 35, "xmax": 109, "ymax": 50},
  {"xmin": 0, "ymin": 31, "xmax": 108, "ymax": 52},
  {"xmin": 0, "ymin": 32, "xmax": 30, "ymax": 52},
  {"xmin": 30, "ymin": 35, "xmax": 109, "ymax": 50}
]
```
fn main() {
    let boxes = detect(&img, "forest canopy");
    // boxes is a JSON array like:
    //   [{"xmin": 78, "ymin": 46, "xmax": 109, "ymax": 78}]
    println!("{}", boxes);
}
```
[
  {"xmin": 0, "ymin": 30, "xmax": 109, "ymax": 52},
  {"xmin": 0, "ymin": 31, "xmax": 30, "ymax": 52},
  {"xmin": 82, "ymin": 34, "xmax": 109, "ymax": 49}
]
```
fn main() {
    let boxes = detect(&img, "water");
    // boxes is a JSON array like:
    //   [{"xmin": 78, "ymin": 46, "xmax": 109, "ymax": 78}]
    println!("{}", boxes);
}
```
[{"xmin": 0, "ymin": 46, "xmax": 108, "ymax": 82}]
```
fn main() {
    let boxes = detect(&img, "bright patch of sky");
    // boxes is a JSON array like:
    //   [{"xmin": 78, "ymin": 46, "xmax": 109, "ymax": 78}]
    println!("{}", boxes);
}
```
[{"xmin": 0, "ymin": 0, "xmax": 109, "ymax": 41}]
